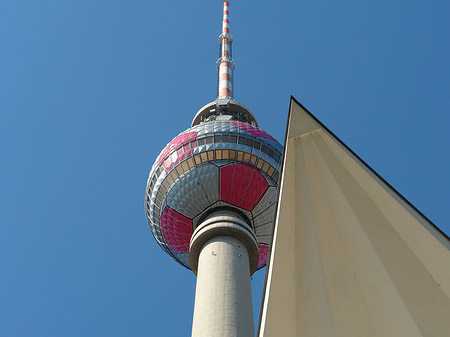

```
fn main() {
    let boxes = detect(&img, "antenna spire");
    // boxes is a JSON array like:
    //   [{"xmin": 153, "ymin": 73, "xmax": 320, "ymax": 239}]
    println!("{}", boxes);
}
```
[{"xmin": 217, "ymin": 1, "xmax": 234, "ymax": 99}]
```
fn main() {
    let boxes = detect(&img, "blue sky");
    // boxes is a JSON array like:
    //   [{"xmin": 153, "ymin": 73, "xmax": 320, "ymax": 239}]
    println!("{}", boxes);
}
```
[{"xmin": 1, "ymin": 0, "xmax": 449, "ymax": 336}]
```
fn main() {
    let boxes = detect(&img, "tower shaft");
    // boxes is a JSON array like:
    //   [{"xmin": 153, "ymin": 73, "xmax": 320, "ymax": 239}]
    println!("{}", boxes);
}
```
[{"xmin": 190, "ymin": 212, "xmax": 259, "ymax": 337}]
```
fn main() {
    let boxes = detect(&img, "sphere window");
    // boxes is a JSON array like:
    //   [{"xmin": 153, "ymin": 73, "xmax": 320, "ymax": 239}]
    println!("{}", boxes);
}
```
[
  {"xmin": 237, "ymin": 151, "xmax": 244, "ymax": 161},
  {"xmin": 200, "ymin": 152, "xmax": 209, "ymax": 162},
  {"xmin": 175, "ymin": 164, "xmax": 184, "ymax": 176},
  {"xmin": 181, "ymin": 161, "xmax": 189, "ymax": 172},
  {"xmin": 238, "ymin": 136, "xmax": 247, "ymax": 145},
  {"xmin": 186, "ymin": 158, "xmax": 195, "ymax": 168},
  {"xmin": 261, "ymin": 144, "xmax": 269, "ymax": 155},
  {"xmin": 169, "ymin": 169, "xmax": 178, "ymax": 181},
  {"xmin": 256, "ymin": 159, "xmax": 265, "ymax": 170}
]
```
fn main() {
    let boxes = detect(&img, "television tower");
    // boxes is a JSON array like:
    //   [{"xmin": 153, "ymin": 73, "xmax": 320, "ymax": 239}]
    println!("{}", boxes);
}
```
[{"xmin": 145, "ymin": 1, "xmax": 282, "ymax": 336}]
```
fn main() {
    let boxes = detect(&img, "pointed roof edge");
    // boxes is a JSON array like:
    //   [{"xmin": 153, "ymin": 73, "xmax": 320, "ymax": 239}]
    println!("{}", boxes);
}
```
[
  {"xmin": 287, "ymin": 95, "xmax": 448, "ymax": 241},
  {"xmin": 256, "ymin": 95, "xmax": 449, "ymax": 335}
]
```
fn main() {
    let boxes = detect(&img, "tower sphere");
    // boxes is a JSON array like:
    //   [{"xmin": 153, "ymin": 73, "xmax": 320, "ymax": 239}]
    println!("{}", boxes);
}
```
[{"xmin": 145, "ymin": 100, "xmax": 282, "ymax": 271}]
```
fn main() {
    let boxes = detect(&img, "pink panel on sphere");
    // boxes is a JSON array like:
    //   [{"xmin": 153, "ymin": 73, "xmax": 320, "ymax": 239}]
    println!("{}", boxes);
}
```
[
  {"xmin": 230, "ymin": 164, "xmax": 253, "ymax": 206},
  {"xmin": 230, "ymin": 121, "xmax": 276, "ymax": 141},
  {"xmin": 157, "ymin": 132, "xmax": 197, "ymax": 168},
  {"xmin": 220, "ymin": 163, "xmax": 268, "ymax": 211},
  {"xmin": 220, "ymin": 164, "xmax": 235, "ymax": 203},
  {"xmin": 243, "ymin": 169, "xmax": 269, "ymax": 210},
  {"xmin": 160, "ymin": 206, "xmax": 193, "ymax": 253},
  {"xmin": 258, "ymin": 244, "xmax": 269, "ymax": 268},
  {"xmin": 162, "ymin": 148, "xmax": 192, "ymax": 171}
]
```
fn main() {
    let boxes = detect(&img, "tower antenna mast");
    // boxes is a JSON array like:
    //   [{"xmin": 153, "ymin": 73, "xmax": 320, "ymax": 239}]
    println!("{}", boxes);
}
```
[{"xmin": 217, "ymin": 1, "xmax": 235, "ymax": 99}]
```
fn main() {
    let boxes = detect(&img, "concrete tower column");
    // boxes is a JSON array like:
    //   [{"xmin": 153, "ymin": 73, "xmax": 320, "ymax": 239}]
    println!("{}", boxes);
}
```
[{"xmin": 189, "ymin": 211, "xmax": 259, "ymax": 337}]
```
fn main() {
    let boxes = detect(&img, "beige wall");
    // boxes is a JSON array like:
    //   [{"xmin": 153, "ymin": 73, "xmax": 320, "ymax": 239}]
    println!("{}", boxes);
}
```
[{"xmin": 259, "ymin": 99, "xmax": 450, "ymax": 337}]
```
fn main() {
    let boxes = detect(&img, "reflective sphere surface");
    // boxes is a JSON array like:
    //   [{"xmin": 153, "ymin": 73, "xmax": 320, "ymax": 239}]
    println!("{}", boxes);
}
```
[{"xmin": 145, "ymin": 120, "xmax": 282, "ymax": 270}]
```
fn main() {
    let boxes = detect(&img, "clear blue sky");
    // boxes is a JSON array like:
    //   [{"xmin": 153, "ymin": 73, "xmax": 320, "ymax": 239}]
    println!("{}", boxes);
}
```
[{"xmin": 1, "ymin": 0, "xmax": 449, "ymax": 336}]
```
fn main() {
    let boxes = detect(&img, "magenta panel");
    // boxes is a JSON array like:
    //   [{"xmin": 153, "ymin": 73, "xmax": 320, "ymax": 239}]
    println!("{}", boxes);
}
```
[
  {"xmin": 220, "ymin": 163, "xmax": 268, "ymax": 211},
  {"xmin": 220, "ymin": 164, "xmax": 235, "ymax": 203},
  {"xmin": 257, "ymin": 244, "xmax": 269, "ymax": 268},
  {"xmin": 162, "ymin": 148, "xmax": 192, "ymax": 171},
  {"xmin": 242, "ymin": 169, "xmax": 268, "ymax": 211},
  {"xmin": 230, "ymin": 121, "xmax": 276, "ymax": 141},
  {"xmin": 230, "ymin": 164, "xmax": 253, "ymax": 206},
  {"xmin": 157, "ymin": 132, "xmax": 197, "ymax": 168},
  {"xmin": 160, "ymin": 206, "xmax": 193, "ymax": 253}
]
